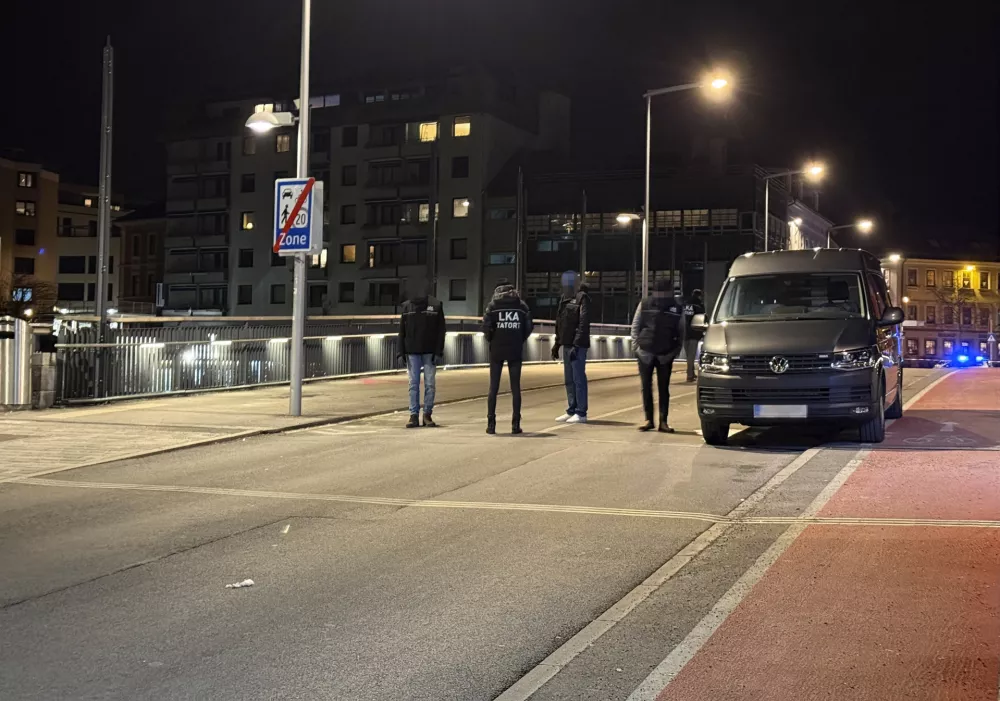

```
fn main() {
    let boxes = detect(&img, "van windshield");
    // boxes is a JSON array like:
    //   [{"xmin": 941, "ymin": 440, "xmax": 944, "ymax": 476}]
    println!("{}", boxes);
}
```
[{"xmin": 715, "ymin": 273, "xmax": 867, "ymax": 322}]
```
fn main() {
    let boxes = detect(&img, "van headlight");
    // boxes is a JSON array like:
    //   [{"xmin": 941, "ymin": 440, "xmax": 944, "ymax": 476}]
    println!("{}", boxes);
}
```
[
  {"xmin": 831, "ymin": 347, "xmax": 877, "ymax": 370},
  {"xmin": 699, "ymin": 352, "xmax": 730, "ymax": 374}
]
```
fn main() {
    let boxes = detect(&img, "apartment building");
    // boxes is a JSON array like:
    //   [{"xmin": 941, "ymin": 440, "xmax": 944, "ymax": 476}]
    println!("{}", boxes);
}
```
[
  {"xmin": 54, "ymin": 184, "xmax": 124, "ymax": 312},
  {"xmin": 162, "ymin": 67, "xmax": 570, "ymax": 317},
  {"xmin": 883, "ymin": 256, "xmax": 1000, "ymax": 361},
  {"xmin": 117, "ymin": 203, "xmax": 166, "ymax": 314},
  {"xmin": 0, "ymin": 158, "xmax": 59, "ymax": 316}
]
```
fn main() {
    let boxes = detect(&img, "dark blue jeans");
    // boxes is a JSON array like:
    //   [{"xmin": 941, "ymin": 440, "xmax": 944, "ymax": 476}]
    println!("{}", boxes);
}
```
[
  {"xmin": 562, "ymin": 347, "xmax": 589, "ymax": 417},
  {"xmin": 406, "ymin": 354, "xmax": 437, "ymax": 415}
]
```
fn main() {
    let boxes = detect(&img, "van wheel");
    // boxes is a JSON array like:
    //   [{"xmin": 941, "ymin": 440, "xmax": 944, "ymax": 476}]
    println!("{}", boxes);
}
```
[
  {"xmin": 859, "ymin": 382, "xmax": 886, "ymax": 443},
  {"xmin": 885, "ymin": 370, "xmax": 903, "ymax": 420},
  {"xmin": 701, "ymin": 420, "xmax": 730, "ymax": 446}
]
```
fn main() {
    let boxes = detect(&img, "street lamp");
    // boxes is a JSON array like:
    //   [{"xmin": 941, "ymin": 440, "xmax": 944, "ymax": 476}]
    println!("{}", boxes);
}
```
[
  {"xmin": 243, "ymin": 0, "xmax": 313, "ymax": 417},
  {"xmin": 642, "ymin": 70, "xmax": 732, "ymax": 298},
  {"xmin": 762, "ymin": 162, "xmax": 825, "ymax": 252},
  {"xmin": 826, "ymin": 218, "xmax": 875, "ymax": 248}
]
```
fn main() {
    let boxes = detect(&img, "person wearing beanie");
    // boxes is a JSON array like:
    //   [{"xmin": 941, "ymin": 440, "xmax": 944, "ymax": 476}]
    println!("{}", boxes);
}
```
[
  {"xmin": 397, "ymin": 277, "xmax": 446, "ymax": 428},
  {"xmin": 552, "ymin": 270, "xmax": 592, "ymax": 424},
  {"xmin": 482, "ymin": 280, "xmax": 533, "ymax": 435},
  {"xmin": 630, "ymin": 278, "xmax": 685, "ymax": 432}
]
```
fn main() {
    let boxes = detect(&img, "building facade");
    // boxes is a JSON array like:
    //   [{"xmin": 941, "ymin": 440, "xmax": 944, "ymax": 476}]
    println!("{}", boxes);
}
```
[
  {"xmin": 117, "ymin": 204, "xmax": 166, "ymax": 314},
  {"xmin": 883, "ymin": 256, "xmax": 1000, "ymax": 362},
  {"xmin": 0, "ymin": 158, "xmax": 59, "ymax": 317},
  {"xmin": 54, "ymin": 184, "xmax": 124, "ymax": 312},
  {"xmin": 162, "ymin": 67, "xmax": 570, "ymax": 317}
]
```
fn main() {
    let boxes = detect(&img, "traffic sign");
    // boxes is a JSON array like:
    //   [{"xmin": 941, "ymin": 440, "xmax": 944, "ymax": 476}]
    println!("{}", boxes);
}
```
[
  {"xmin": 989, "ymin": 334, "xmax": 996, "ymax": 344},
  {"xmin": 273, "ymin": 177, "xmax": 323, "ymax": 256}
]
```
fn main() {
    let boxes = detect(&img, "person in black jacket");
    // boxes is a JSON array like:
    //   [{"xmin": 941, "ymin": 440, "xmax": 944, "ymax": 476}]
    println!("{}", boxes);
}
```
[
  {"xmin": 397, "ymin": 278, "xmax": 446, "ymax": 428},
  {"xmin": 631, "ymin": 278, "xmax": 685, "ymax": 432},
  {"xmin": 683, "ymin": 289, "xmax": 706, "ymax": 382},
  {"xmin": 551, "ymin": 271, "xmax": 591, "ymax": 424},
  {"xmin": 482, "ymin": 281, "xmax": 533, "ymax": 435}
]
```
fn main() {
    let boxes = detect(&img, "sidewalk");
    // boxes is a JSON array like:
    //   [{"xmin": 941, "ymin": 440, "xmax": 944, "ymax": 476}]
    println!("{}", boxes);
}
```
[{"xmin": 0, "ymin": 362, "xmax": 636, "ymax": 483}]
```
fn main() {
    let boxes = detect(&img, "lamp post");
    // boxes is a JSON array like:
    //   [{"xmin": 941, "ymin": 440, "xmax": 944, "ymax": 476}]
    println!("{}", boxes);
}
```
[
  {"xmin": 617, "ymin": 212, "xmax": 641, "ymax": 309},
  {"xmin": 244, "ymin": 0, "xmax": 312, "ymax": 417},
  {"xmin": 642, "ymin": 73, "xmax": 732, "ymax": 299},
  {"xmin": 762, "ymin": 163, "xmax": 825, "ymax": 252},
  {"xmin": 826, "ymin": 218, "xmax": 874, "ymax": 248}
]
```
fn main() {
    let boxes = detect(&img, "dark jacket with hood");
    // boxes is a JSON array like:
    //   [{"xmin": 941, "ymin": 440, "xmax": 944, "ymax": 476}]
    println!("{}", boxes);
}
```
[
  {"xmin": 398, "ymin": 295, "xmax": 446, "ymax": 357},
  {"xmin": 554, "ymin": 284, "xmax": 591, "ymax": 349},
  {"xmin": 482, "ymin": 285, "xmax": 533, "ymax": 361},
  {"xmin": 631, "ymin": 294, "xmax": 684, "ymax": 357}
]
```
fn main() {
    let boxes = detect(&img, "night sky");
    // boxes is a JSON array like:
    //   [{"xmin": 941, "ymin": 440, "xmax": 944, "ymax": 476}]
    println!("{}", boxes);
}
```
[{"xmin": 7, "ymin": 0, "xmax": 998, "ymax": 256}]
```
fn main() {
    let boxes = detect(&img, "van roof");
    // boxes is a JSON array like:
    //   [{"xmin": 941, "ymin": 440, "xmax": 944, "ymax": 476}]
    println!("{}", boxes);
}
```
[{"xmin": 728, "ymin": 249, "xmax": 882, "ymax": 277}]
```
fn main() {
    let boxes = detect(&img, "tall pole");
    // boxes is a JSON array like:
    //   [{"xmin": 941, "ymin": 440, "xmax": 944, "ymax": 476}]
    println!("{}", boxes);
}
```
[
  {"xmin": 763, "ymin": 178, "xmax": 770, "ymax": 252},
  {"xmin": 94, "ymin": 37, "xmax": 114, "ymax": 398},
  {"xmin": 515, "ymin": 167, "xmax": 524, "ymax": 292},
  {"xmin": 580, "ymin": 188, "xmax": 588, "ymax": 276},
  {"xmin": 428, "ymin": 141, "xmax": 439, "ymax": 294},
  {"xmin": 642, "ymin": 94, "xmax": 652, "ymax": 299},
  {"xmin": 288, "ymin": 0, "xmax": 311, "ymax": 417}
]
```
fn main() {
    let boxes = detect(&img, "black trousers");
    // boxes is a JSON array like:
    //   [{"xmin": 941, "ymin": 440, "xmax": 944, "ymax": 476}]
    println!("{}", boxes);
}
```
[
  {"xmin": 638, "ymin": 352, "xmax": 675, "ymax": 423},
  {"xmin": 488, "ymin": 358, "xmax": 522, "ymax": 419}
]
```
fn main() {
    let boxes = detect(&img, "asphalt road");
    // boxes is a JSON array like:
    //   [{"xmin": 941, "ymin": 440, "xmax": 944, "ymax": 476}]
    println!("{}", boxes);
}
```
[{"xmin": 0, "ymin": 368, "xmax": 947, "ymax": 700}]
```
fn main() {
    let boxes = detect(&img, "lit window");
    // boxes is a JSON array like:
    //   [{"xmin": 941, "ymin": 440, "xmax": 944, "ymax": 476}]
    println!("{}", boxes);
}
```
[
  {"xmin": 111, "ymin": 204, "xmax": 121, "ymax": 211},
  {"xmin": 924, "ymin": 339, "xmax": 937, "ymax": 356},
  {"xmin": 276, "ymin": 134, "xmax": 291, "ymax": 153},
  {"xmin": 241, "ymin": 212, "xmax": 255, "ymax": 230},
  {"xmin": 925, "ymin": 270, "xmax": 936, "ymax": 287},
  {"xmin": 340, "ymin": 244, "xmax": 356, "ymax": 264},
  {"xmin": 943, "ymin": 270, "xmax": 955, "ymax": 288},
  {"xmin": 84, "ymin": 198, "xmax": 93, "ymax": 207},
  {"xmin": 16, "ymin": 201, "xmax": 36, "ymax": 217},
  {"xmin": 981, "ymin": 271, "xmax": 991, "ymax": 290},
  {"xmin": 452, "ymin": 197, "xmax": 470, "ymax": 219},
  {"xmin": 683, "ymin": 209, "xmax": 709, "ymax": 227},
  {"xmin": 905, "ymin": 338, "xmax": 918, "ymax": 356},
  {"xmin": 419, "ymin": 122, "xmax": 439, "ymax": 142},
  {"xmin": 961, "ymin": 271, "xmax": 972, "ymax": 289},
  {"xmin": 310, "ymin": 248, "xmax": 328, "ymax": 269},
  {"xmin": 942, "ymin": 339, "xmax": 954, "ymax": 356},
  {"xmin": 419, "ymin": 203, "xmax": 430, "ymax": 223},
  {"xmin": 18, "ymin": 172, "xmax": 34, "ymax": 188},
  {"xmin": 453, "ymin": 116, "xmax": 471, "ymax": 138},
  {"xmin": 12, "ymin": 287, "xmax": 32, "ymax": 302}
]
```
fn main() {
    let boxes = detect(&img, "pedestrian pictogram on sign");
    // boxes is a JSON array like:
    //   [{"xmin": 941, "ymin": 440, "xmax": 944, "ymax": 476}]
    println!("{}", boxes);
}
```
[
  {"xmin": 989, "ymin": 334, "xmax": 996, "ymax": 344},
  {"xmin": 273, "ymin": 177, "xmax": 324, "ymax": 256}
]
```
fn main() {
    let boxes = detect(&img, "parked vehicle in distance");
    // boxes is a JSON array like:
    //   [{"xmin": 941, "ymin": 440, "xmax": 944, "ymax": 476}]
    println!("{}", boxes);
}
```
[{"xmin": 693, "ymin": 249, "xmax": 904, "ymax": 445}]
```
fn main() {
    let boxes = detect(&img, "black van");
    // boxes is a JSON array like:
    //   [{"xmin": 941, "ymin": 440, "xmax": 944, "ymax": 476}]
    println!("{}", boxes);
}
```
[{"xmin": 693, "ymin": 249, "xmax": 904, "ymax": 445}]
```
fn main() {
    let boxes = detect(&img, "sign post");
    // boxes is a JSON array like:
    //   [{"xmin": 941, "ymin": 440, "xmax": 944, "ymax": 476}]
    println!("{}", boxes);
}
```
[{"xmin": 274, "ymin": 176, "xmax": 322, "ymax": 417}]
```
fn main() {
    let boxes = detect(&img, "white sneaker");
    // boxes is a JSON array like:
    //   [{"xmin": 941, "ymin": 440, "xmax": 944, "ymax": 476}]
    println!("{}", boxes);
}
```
[
  {"xmin": 555, "ymin": 414, "xmax": 572, "ymax": 422},
  {"xmin": 566, "ymin": 414, "xmax": 587, "ymax": 424}
]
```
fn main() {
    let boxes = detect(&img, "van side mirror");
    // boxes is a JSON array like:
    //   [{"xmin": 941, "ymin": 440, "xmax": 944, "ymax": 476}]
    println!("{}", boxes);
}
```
[
  {"xmin": 691, "ymin": 313, "xmax": 707, "ymax": 331},
  {"xmin": 879, "ymin": 306, "xmax": 904, "ymax": 327}
]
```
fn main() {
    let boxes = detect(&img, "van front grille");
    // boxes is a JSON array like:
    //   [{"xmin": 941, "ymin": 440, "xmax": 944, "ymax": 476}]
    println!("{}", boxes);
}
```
[
  {"xmin": 699, "ymin": 386, "xmax": 872, "ymax": 404},
  {"xmin": 728, "ymin": 354, "xmax": 833, "ymax": 374}
]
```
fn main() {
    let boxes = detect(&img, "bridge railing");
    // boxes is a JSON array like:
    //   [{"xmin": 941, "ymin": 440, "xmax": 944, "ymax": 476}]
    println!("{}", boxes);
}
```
[{"xmin": 54, "ymin": 316, "xmax": 634, "ymax": 404}]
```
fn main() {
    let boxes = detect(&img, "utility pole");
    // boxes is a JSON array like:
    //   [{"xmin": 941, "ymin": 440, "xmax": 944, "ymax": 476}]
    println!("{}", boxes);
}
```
[
  {"xmin": 288, "ymin": 0, "xmax": 311, "ymax": 417},
  {"xmin": 579, "ymin": 188, "xmax": 588, "ymax": 276},
  {"xmin": 94, "ymin": 37, "xmax": 114, "ymax": 399},
  {"xmin": 515, "ymin": 167, "xmax": 524, "ymax": 292}
]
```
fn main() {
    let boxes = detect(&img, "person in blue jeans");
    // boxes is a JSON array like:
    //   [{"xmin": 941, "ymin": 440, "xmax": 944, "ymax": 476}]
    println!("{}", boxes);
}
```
[
  {"xmin": 397, "ymin": 278, "xmax": 446, "ymax": 428},
  {"xmin": 551, "ymin": 271, "xmax": 591, "ymax": 424}
]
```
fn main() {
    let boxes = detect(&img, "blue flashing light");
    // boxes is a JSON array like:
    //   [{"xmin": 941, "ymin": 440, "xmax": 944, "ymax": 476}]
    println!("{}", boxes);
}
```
[
  {"xmin": 976, "ymin": 355, "xmax": 985, "ymax": 363},
  {"xmin": 957, "ymin": 354, "xmax": 969, "ymax": 364}
]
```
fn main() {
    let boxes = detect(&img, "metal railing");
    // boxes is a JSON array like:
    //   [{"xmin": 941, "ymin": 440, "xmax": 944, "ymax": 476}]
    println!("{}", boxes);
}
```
[{"xmin": 54, "ymin": 316, "xmax": 634, "ymax": 403}]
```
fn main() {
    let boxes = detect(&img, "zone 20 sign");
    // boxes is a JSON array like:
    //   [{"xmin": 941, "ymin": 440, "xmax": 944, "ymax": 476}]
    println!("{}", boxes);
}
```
[{"xmin": 273, "ymin": 177, "xmax": 324, "ymax": 256}]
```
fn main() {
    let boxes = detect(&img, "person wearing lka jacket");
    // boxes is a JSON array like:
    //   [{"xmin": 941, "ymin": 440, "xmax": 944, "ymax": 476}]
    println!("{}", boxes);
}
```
[
  {"xmin": 631, "ymin": 278, "xmax": 685, "ymax": 432},
  {"xmin": 482, "ymin": 281, "xmax": 533, "ymax": 435},
  {"xmin": 683, "ymin": 288, "xmax": 706, "ymax": 382},
  {"xmin": 551, "ymin": 271, "xmax": 591, "ymax": 424},
  {"xmin": 397, "ymin": 278, "xmax": 446, "ymax": 428}
]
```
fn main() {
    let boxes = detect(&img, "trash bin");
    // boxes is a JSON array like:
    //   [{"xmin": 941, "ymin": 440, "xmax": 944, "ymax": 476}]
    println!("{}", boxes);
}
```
[{"xmin": 0, "ymin": 316, "xmax": 34, "ymax": 409}]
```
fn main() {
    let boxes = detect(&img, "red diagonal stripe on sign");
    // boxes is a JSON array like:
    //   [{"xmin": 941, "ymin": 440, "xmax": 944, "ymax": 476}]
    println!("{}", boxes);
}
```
[{"xmin": 273, "ymin": 178, "xmax": 316, "ymax": 254}]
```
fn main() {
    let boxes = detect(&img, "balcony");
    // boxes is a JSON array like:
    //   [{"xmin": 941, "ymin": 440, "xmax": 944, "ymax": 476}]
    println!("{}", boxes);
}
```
[
  {"xmin": 196, "ymin": 196, "xmax": 229, "ymax": 211},
  {"xmin": 163, "ymin": 269, "xmax": 229, "ymax": 285},
  {"xmin": 166, "ymin": 200, "xmax": 197, "ymax": 214}
]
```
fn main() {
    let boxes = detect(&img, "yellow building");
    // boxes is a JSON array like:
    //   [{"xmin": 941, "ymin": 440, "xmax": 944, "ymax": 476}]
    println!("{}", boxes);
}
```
[{"xmin": 883, "ymin": 256, "xmax": 1000, "ymax": 362}]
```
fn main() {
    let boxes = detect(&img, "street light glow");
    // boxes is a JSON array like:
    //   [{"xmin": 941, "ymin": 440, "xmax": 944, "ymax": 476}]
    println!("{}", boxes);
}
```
[
  {"xmin": 791, "ymin": 217, "xmax": 803, "ymax": 226},
  {"xmin": 965, "ymin": 265, "xmax": 976, "ymax": 272},
  {"xmin": 617, "ymin": 213, "xmax": 636, "ymax": 225},
  {"xmin": 888, "ymin": 254, "xmax": 902, "ymax": 263},
  {"xmin": 856, "ymin": 219, "xmax": 874, "ymax": 233},
  {"xmin": 804, "ymin": 162, "xmax": 826, "ymax": 181},
  {"xmin": 710, "ymin": 78, "xmax": 728, "ymax": 90},
  {"xmin": 701, "ymin": 71, "xmax": 734, "ymax": 102}
]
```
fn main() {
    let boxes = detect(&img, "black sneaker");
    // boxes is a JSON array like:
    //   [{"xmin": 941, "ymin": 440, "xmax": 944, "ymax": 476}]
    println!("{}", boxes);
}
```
[
  {"xmin": 511, "ymin": 418, "xmax": 523, "ymax": 435},
  {"xmin": 486, "ymin": 417, "xmax": 496, "ymax": 435},
  {"xmin": 423, "ymin": 413, "xmax": 436, "ymax": 428},
  {"xmin": 638, "ymin": 421, "xmax": 655, "ymax": 432},
  {"xmin": 406, "ymin": 414, "xmax": 420, "ymax": 429}
]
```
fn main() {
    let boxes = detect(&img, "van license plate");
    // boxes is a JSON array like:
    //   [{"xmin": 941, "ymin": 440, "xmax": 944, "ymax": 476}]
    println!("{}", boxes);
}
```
[{"xmin": 754, "ymin": 405, "xmax": 808, "ymax": 419}]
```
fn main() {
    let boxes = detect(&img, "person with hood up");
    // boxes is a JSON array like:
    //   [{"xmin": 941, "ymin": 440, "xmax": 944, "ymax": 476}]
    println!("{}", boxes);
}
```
[
  {"xmin": 397, "ymin": 277, "xmax": 446, "ymax": 428},
  {"xmin": 482, "ymin": 280, "xmax": 533, "ymax": 435},
  {"xmin": 551, "ymin": 271, "xmax": 591, "ymax": 424},
  {"xmin": 631, "ymin": 278, "xmax": 685, "ymax": 432},
  {"xmin": 683, "ymin": 288, "xmax": 706, "ymax": 382}
]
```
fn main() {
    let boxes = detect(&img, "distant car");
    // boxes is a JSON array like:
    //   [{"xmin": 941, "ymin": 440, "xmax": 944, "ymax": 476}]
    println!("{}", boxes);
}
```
[
  {"xmin": 939, "ymin": 354, "xmax": 988, "ymax": 369},
  {"xmin": 693, "ymin": 249, "xmax": 904, "ymax": 446}
]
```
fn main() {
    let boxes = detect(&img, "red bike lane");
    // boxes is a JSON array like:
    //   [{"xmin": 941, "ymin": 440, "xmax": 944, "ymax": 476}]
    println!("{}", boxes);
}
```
[{"xmin": 643, "ymin": 369, "xmax": 1000, "ymax": 700}]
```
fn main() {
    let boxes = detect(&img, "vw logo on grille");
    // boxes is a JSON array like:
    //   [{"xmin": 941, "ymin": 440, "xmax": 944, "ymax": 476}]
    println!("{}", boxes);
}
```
[{"xmin": 769, "ymin": 355, "xmax": 790, "ymax": 374}]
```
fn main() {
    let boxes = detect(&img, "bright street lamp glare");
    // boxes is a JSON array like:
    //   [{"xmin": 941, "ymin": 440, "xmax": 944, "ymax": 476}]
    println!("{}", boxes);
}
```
[
  {"xmin": 791, "ymin": 217, "xmax": 803, "ymax": 226},
  {"xmin": 617, "ymin": 214, "xmax": 632, "ymax": 224},
  {"xmin": 804, "ymin": 163, "xmax": 826, "ymax": 181},
  {"xmin": 856, "ymin": 219, "xmax": 874, "ymax": 233},
  {"xmin": 248, "ymin": 120, "xmax": 275, "ymax": 134},
  {"xmin": 710, "ymin": 78, "xmax": 728, "ymax": 90},
  {"xmin": 888, "ymin": 254, "xmax": 902, "ymax": 263}
]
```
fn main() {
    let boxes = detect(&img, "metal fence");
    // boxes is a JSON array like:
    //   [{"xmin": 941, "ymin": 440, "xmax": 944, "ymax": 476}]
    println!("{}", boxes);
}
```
[{"xmin": 55, "ymin": 316, "xmax": 634, "ymax": 403}]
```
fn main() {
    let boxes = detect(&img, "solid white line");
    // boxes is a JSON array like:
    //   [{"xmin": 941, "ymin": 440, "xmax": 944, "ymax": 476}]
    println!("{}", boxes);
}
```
[
  {"xmin": 902, "ymin": 370, "xmax": 956, "ymax": 411},
  {"xmin": 625, "ymin": 448, "xmax": 870, "ymax": 700},
  {"xmin": 494, "ymin": 447, "xmax": 824, "ymax": 701}
]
